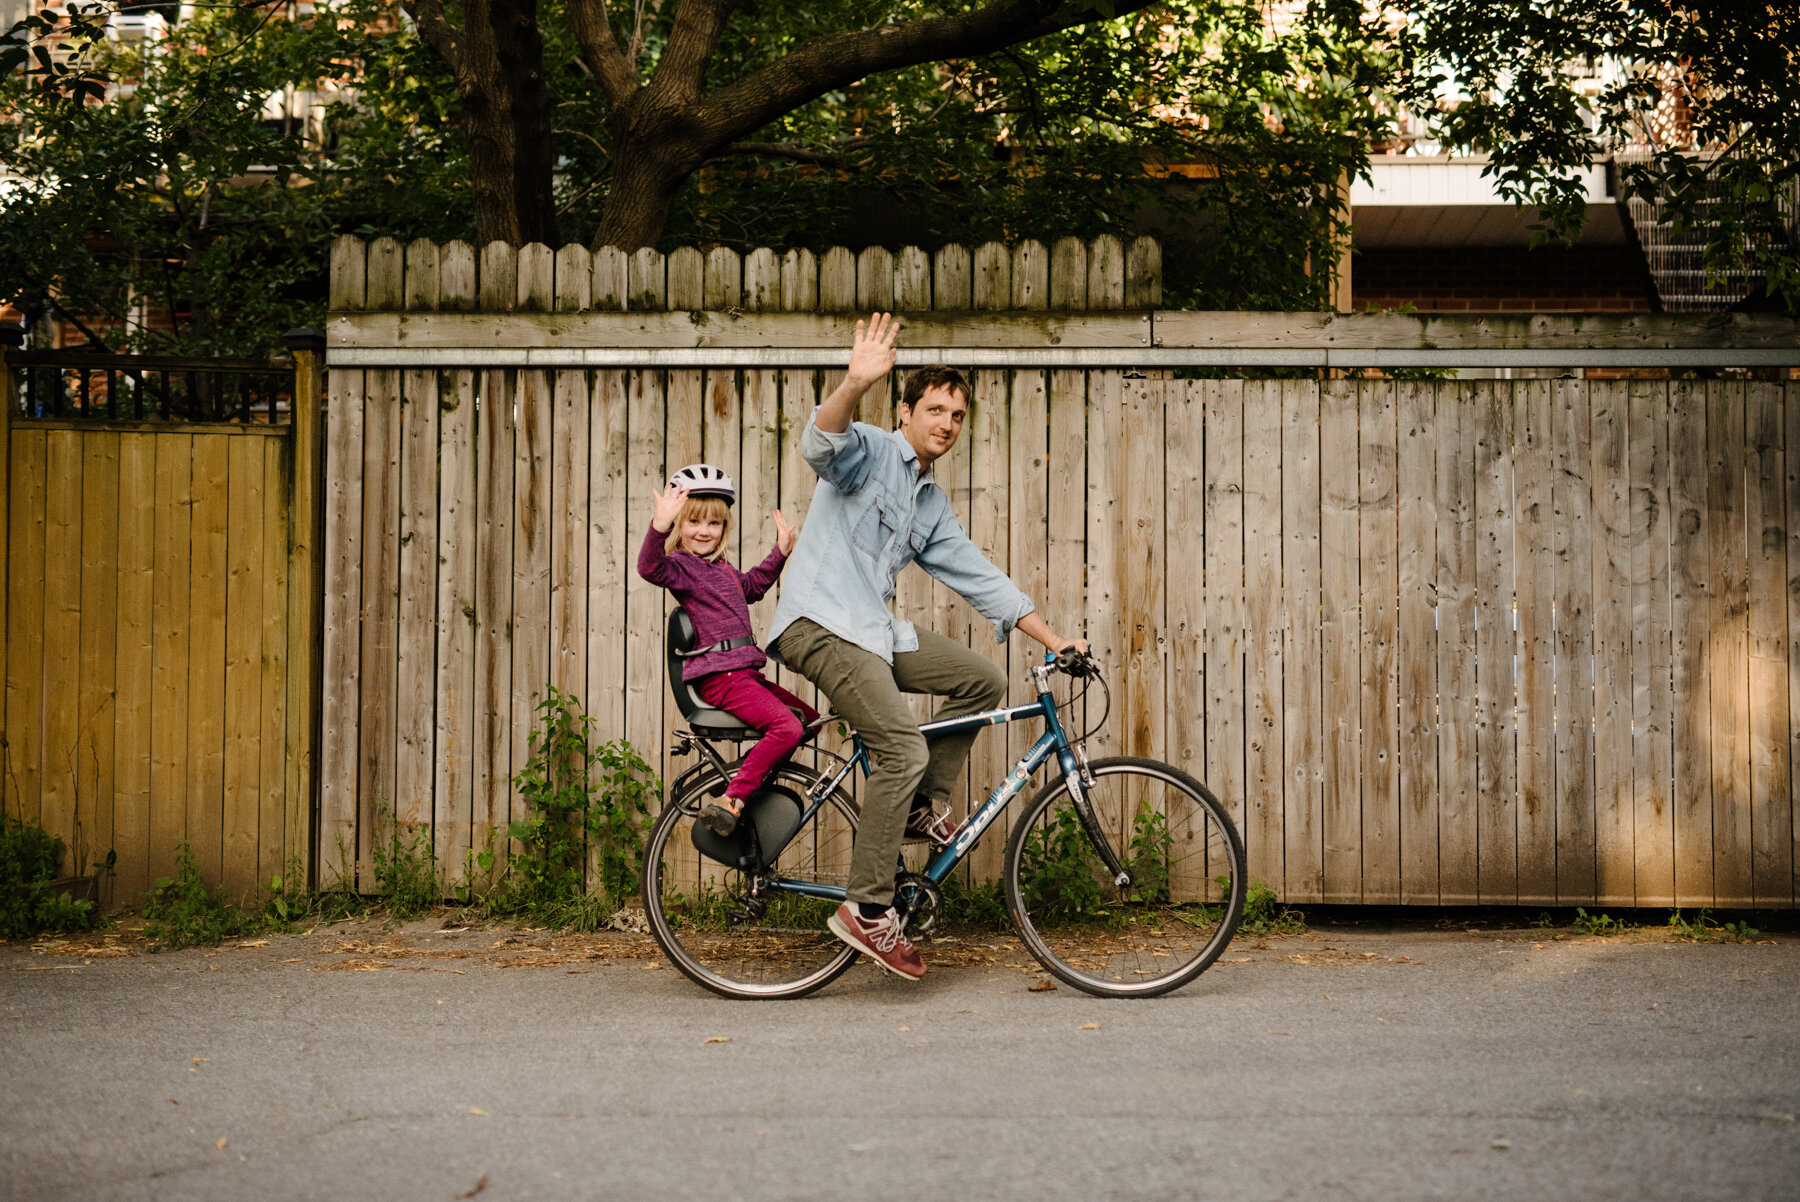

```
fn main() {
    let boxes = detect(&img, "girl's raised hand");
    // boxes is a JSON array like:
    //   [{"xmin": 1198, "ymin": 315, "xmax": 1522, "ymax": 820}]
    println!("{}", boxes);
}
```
[
  {"xmin": 651, "ymin": 483, "xmax": 689, "ymax": 532},
  {"xmin": 772, "ymin": 508, "xmax": 797, "ymax": 554}
]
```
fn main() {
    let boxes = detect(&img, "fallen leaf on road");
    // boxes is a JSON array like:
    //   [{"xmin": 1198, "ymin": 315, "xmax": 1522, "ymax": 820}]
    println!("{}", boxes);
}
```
[
  {"xmin": 1079, "ymin": 1023, "xmax": 1101, "ymax": 1030},
  {"xmin": 459, "ymin": 1172, "xmax": 489, "ymax": 1198},
  {"xmin": 281, "ymin": 958, "xmax": 302, "ymax": 963},
  {"xmin": 468, "ymin": 1107, "xmax": 489, "ymax": 1117},
  {"xmin": 208, "ymin": 965, "xmax": 219, "ymax": 972},
  {"xmin": 192, "ymin": 1057, "xmax": 209, "ymax": 1064},
  {"xmin": 704, "ymin": 1037, "xmax": 732, "ymax": 1044},
  {"xmin": 235, "ymin": 940, "xmax": 269, "ymax": 949},
  {"xmin": 1491, "ymin": 1138, "xmax": 1511, "ymax": 1150},
  {"xmin": 897, "ymin": 1026, "xmax": 910, "ymax": 1032},
  {"xmin": 1270, "ymin": 1031, "xmax": 1291, "ymax": 1036},
  {"xmin": 1028, "ymin": 979, "xmax": 1057, "ymax": 992},
  {"xmin": 167, "ymin": 1099, "xmax": 179, "ymax": 1105},
  {"xmin": 215, "ymin": 1138, "xmax": 228, "ymax": 1150}
]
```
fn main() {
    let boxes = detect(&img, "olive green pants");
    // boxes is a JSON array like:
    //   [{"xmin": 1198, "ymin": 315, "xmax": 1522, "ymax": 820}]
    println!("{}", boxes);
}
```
[{"xmin": 775, "ymin": 619, "xmax": 1007, "ymax": 906}]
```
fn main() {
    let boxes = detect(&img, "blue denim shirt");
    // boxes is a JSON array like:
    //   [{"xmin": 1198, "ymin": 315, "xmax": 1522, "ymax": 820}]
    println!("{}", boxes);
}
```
[{"xmin": 766, "ymin": 415, "xmax": 1035, "ymax": 664}]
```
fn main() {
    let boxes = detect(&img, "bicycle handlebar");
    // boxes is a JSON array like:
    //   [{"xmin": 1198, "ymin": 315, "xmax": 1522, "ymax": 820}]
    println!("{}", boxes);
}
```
[{"xmin": 1051, "ymin": 647, "xmax": 1099, "ymax": 679}]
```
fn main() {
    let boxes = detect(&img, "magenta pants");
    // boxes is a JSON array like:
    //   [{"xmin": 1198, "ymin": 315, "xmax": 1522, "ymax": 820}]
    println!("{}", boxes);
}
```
[{"xmin": 694, "ymin": 669, "xmax": 820, "ymax": 801}]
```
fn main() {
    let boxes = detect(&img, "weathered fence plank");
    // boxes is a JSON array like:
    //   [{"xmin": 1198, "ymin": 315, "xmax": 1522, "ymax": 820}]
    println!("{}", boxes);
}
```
[
  {"xmin": 1707, "ymin": 382, "xmax": 1752, "ymax": 907},
  {"xmin": 1630, "ymin": 381, "xmax": 1674, "ymax": 906},
  {"xmin": 1515, "ymin": 381, "xmax": 1558, "ymax": 905},
  {"xmin": 1668, "ymin": 380, "xmax": 1712, "ymax": 905},
  {"xmin": 1591, "ymin": 382, "xmax": 1634, "ymax": 904},
  {"xmin": 1746, "ymin": 382, "xmax": 1791, "ymax": 905},
  {"xmin": 1243, "ymin": 380, "xmax": 1285, "ymax": 890},
  {"xmin": 1318, "ymin": 379, "xmax": 1358, "ymax": 903},
  {"xmin": 1203, "ymin": 380, "xmax": 1247, "ymax": 888},
  {"xmin": 1285, "ymin": 378, "xmax": 1326, "ymax": 903},
  {"xmin": 1396, "ymin": 380, "xmax": 1439, "ymax": 903},
  {"xmin": 1360, "ymin": 381, "xmax": 1401, "ymax": 904}
]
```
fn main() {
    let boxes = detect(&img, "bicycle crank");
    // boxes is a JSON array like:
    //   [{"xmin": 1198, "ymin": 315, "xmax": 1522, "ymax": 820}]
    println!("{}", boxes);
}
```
[{"xmin": 893, "ymin": 872, "xmax": 943, "ymax": 939}]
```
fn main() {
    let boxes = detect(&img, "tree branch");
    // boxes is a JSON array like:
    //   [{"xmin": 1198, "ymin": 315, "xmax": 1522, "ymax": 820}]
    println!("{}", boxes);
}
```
[
  {"xmin": 568, "ymin": 0, "xmax": 641, "ymax": 104},
  {"xmin": 400, "ymin": 0, "xmax": 461, "ymax": 75},
  {"xmin": 709, "ymin": 139, "xmax": 872, "ymax": 168},
  {"xmin": 648, "ymin": 0, "xmax": 739, "ymax": 107},
  {"xmin": 688, "ymin": 0, "xmax": 1156, "ymax": 150}
]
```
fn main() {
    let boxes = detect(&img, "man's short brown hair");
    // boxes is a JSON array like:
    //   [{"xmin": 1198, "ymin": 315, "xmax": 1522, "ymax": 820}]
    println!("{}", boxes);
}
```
[{"xmin": 900, "ymin": 365, "xmax": 970, "ymax": 411}]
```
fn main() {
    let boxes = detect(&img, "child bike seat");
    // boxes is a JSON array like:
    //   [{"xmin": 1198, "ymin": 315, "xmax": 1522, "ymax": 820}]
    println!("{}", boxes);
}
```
[{"xmin": 665, "ymin": 607, "xmax": 828, "ymax": 742}]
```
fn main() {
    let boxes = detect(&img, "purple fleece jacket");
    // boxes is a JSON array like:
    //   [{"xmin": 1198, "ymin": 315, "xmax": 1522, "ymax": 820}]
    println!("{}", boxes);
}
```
[{"xmin": 637, "ymin": 525, "xmax": 788, "ymax": 681}]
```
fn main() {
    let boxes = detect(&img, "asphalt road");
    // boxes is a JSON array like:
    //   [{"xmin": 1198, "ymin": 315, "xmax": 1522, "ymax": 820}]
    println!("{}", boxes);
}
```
[{"xmin": 3, "ymin": 921, "xmax": 1797, "ymax": 1202}]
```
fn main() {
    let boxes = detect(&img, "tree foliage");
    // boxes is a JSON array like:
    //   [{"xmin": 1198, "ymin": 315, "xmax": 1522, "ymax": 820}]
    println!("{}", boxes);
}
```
[
  {"xmin": 1394, "ymin": 0, "xmax": 1800, "ymax": 308},
  {"xmin": 0, "ymin": 0, "xmax": 470, "ymax": 354}
]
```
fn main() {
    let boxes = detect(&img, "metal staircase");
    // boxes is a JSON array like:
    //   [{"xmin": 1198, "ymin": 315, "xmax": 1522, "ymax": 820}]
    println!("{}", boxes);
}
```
[{"xmin": 1618, "ymin": 154, "xmax": 1799, "ymax": 312}]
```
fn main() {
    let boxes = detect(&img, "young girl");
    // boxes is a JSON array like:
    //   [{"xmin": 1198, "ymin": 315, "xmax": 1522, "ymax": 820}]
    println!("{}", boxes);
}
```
[{"xmin": 637, "ymin": 463, "xmax": 819, "ymax": 838}]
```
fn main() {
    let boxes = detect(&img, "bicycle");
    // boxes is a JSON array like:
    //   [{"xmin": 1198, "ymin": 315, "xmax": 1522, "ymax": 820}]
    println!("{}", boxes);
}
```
[{"xmin": 642, "ymin": 609, "xmax": 1247, "ymax": 999}]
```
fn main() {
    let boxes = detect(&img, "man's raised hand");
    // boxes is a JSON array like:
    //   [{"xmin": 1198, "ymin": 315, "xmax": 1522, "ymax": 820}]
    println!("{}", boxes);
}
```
[
  {"xmin": 650, "ymin": 483, "xmax": 689, "ymax": 532},
  {"xmin": 846, "ymin": 312, "xmax": 900, "ymax": 387}
]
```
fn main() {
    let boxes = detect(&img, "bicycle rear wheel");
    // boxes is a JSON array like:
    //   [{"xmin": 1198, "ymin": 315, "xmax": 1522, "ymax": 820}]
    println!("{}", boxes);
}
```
[
  {"xmin": 1003, "ymin": 756, "xmax": 1245, "ymax": 998},
  {"xmin": 643, "ymin": 764, "xmax": 860, "ymax": 999}
]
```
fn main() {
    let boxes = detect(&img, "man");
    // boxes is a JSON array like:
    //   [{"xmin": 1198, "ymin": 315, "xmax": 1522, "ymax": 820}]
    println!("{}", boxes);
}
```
[{"xmin": 767, "ymin": 312, "xmax": 1088, "ymax": 980}]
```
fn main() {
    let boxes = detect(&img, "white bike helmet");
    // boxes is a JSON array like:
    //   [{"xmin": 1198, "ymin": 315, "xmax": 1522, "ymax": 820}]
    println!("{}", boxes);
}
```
[{"xmin": 668, "ymin": 463, "xmax": 736, "ymax": 505}]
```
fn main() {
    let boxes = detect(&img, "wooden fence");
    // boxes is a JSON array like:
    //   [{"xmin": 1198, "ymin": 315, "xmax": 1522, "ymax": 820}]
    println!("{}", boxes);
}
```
[
  {"xmin": 0, "ymin": 345, "xmax": 323, "ymax": 904},
  {"xmin": 320, "ymin": 233, "xmax": 1800, "ymax": 908}
]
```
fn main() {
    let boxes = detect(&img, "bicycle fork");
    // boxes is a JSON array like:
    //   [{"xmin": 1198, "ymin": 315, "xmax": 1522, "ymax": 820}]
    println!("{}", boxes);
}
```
[{"xmin": 1064, "ymin": 745, "xmax": 1134, "ymax": 889}]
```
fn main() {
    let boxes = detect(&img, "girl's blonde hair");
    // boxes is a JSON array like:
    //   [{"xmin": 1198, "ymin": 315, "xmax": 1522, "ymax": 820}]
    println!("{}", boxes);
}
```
[{"xmin": 666, "ymin": 495, "xmax": 732, "ymax": 561}]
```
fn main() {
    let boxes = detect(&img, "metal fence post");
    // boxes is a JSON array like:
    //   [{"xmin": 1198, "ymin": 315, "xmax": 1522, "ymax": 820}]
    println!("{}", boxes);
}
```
[{"xmin": 283, "ymin": 328, "xmax": 326, "ymax": 887}]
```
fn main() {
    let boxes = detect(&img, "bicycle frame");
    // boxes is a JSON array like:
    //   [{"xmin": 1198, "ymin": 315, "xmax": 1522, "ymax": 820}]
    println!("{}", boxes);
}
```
[{"xmin": 753, "ymin": 657, "xmax": 1126, "ymax": 903}]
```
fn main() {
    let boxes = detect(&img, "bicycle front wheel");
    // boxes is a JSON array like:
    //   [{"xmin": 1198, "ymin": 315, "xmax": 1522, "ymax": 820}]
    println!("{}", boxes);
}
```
[
  {"xmin": 1003, "ymin": 756, "xmax": 1245, "ymax": 998},
  {"xmin": 643, "ymin": 764, "xmax": 860, "ymax": 999}
]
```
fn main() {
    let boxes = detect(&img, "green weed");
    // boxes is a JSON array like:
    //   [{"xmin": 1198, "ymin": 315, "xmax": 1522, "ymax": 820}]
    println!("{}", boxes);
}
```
[
  {"xmin": 1237, "ymin": 879, "xmax": 1305, "ymax": 937},
  {"xmin": 140, "ymin": 844, "xmax": 250, "ymax": 950},
  {"xmin": 0, "ymin": 811, "xmax": 104, "ymax": 940},
  {"xmin": 939, "ymin": 875, "xmax": 1008, "ymax": 930},
  {"xmin": 370, "ymin": 822, "xmax": 439, "ymax": 921},
  {"xmin": 1573, "ymin": 907, "xmax": 1630, "ymax": 937},
  {"xmin": 485, "ymin": 688, "xmax": 658, "ymax": 923},
  {"xmin": 1666, "ymin": 908, "xmax": 1761, "ymax": 943}
]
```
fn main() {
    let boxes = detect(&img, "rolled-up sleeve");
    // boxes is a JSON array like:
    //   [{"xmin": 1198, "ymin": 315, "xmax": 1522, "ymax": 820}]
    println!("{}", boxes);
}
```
[
  {"xmin": 914, "ymin": 511, "xmax": 1035, "ymax": 643},
  {"xmin": 801, "ymin": 412, "xmax": 877, "ymax": 493}
]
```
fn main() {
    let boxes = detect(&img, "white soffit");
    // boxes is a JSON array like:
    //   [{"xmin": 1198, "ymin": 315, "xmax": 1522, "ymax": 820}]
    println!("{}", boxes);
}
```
[{"xmin": 1351, "ymin": 157, "xmax": 1626, "ymax": 248}]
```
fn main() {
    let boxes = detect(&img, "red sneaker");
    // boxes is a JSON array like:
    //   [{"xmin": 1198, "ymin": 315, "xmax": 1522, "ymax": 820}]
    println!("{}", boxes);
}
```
[
  {"xmin": 827, "ymin": 903, "xmax": 926, "ymax": 979},
  {"xmin": 903, "ymin": 805, "xmax": 960, "ymax": 847}
]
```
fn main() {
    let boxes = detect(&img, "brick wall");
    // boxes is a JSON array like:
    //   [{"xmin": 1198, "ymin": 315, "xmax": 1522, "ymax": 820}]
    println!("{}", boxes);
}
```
[{"xmin": 1354, "ymin": 245, "xmax": 1656, "ymax": 313}]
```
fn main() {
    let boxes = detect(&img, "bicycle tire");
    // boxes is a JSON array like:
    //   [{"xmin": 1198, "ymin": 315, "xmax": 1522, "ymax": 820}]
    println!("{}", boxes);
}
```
[
  {"xmin": 1003, "ymin": 756, "xmax": 1246, "ymax": 998},
  {"xmin": 643, "ymin": 762, "xmax": 861, "ymax": 999}
]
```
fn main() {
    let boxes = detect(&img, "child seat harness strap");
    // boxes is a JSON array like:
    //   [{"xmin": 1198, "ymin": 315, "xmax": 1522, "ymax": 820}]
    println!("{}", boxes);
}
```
[{"xmin": 674, "ymin": 634, "xmax": 756, "ymax": 659}]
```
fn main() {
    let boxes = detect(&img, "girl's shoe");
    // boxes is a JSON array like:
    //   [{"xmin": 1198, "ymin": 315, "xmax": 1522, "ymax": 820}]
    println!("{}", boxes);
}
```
[{"xmin": 700, "ymin": 800, "xmax": 742, "ymax": 837}]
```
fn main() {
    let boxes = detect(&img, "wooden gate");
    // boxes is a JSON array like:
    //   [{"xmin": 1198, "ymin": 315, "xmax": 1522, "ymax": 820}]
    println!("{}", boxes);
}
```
[
  {"xmin": 320, "ymin": 234, "xmax": 1800, "ymax": 908},
  {"xmin": 0, "ymin": 345, "xmax": 323, "ymax": 904}
]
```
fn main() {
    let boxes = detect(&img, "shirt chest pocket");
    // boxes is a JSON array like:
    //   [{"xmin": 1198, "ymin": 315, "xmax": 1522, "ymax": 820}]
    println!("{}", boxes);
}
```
[{"xmin": 851, "ymin": 493, "xmax": 905, "ymax": 559}]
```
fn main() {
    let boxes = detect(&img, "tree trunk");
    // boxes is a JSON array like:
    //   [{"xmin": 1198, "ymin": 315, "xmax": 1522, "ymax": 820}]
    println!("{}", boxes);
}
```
[
  {"xmin": 459, "ymin": 0, "xmax": 559, "ymax": 246},
  {"xmin": 592, "ymin": 136, "xmax": 700, "ymax": 251}
]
